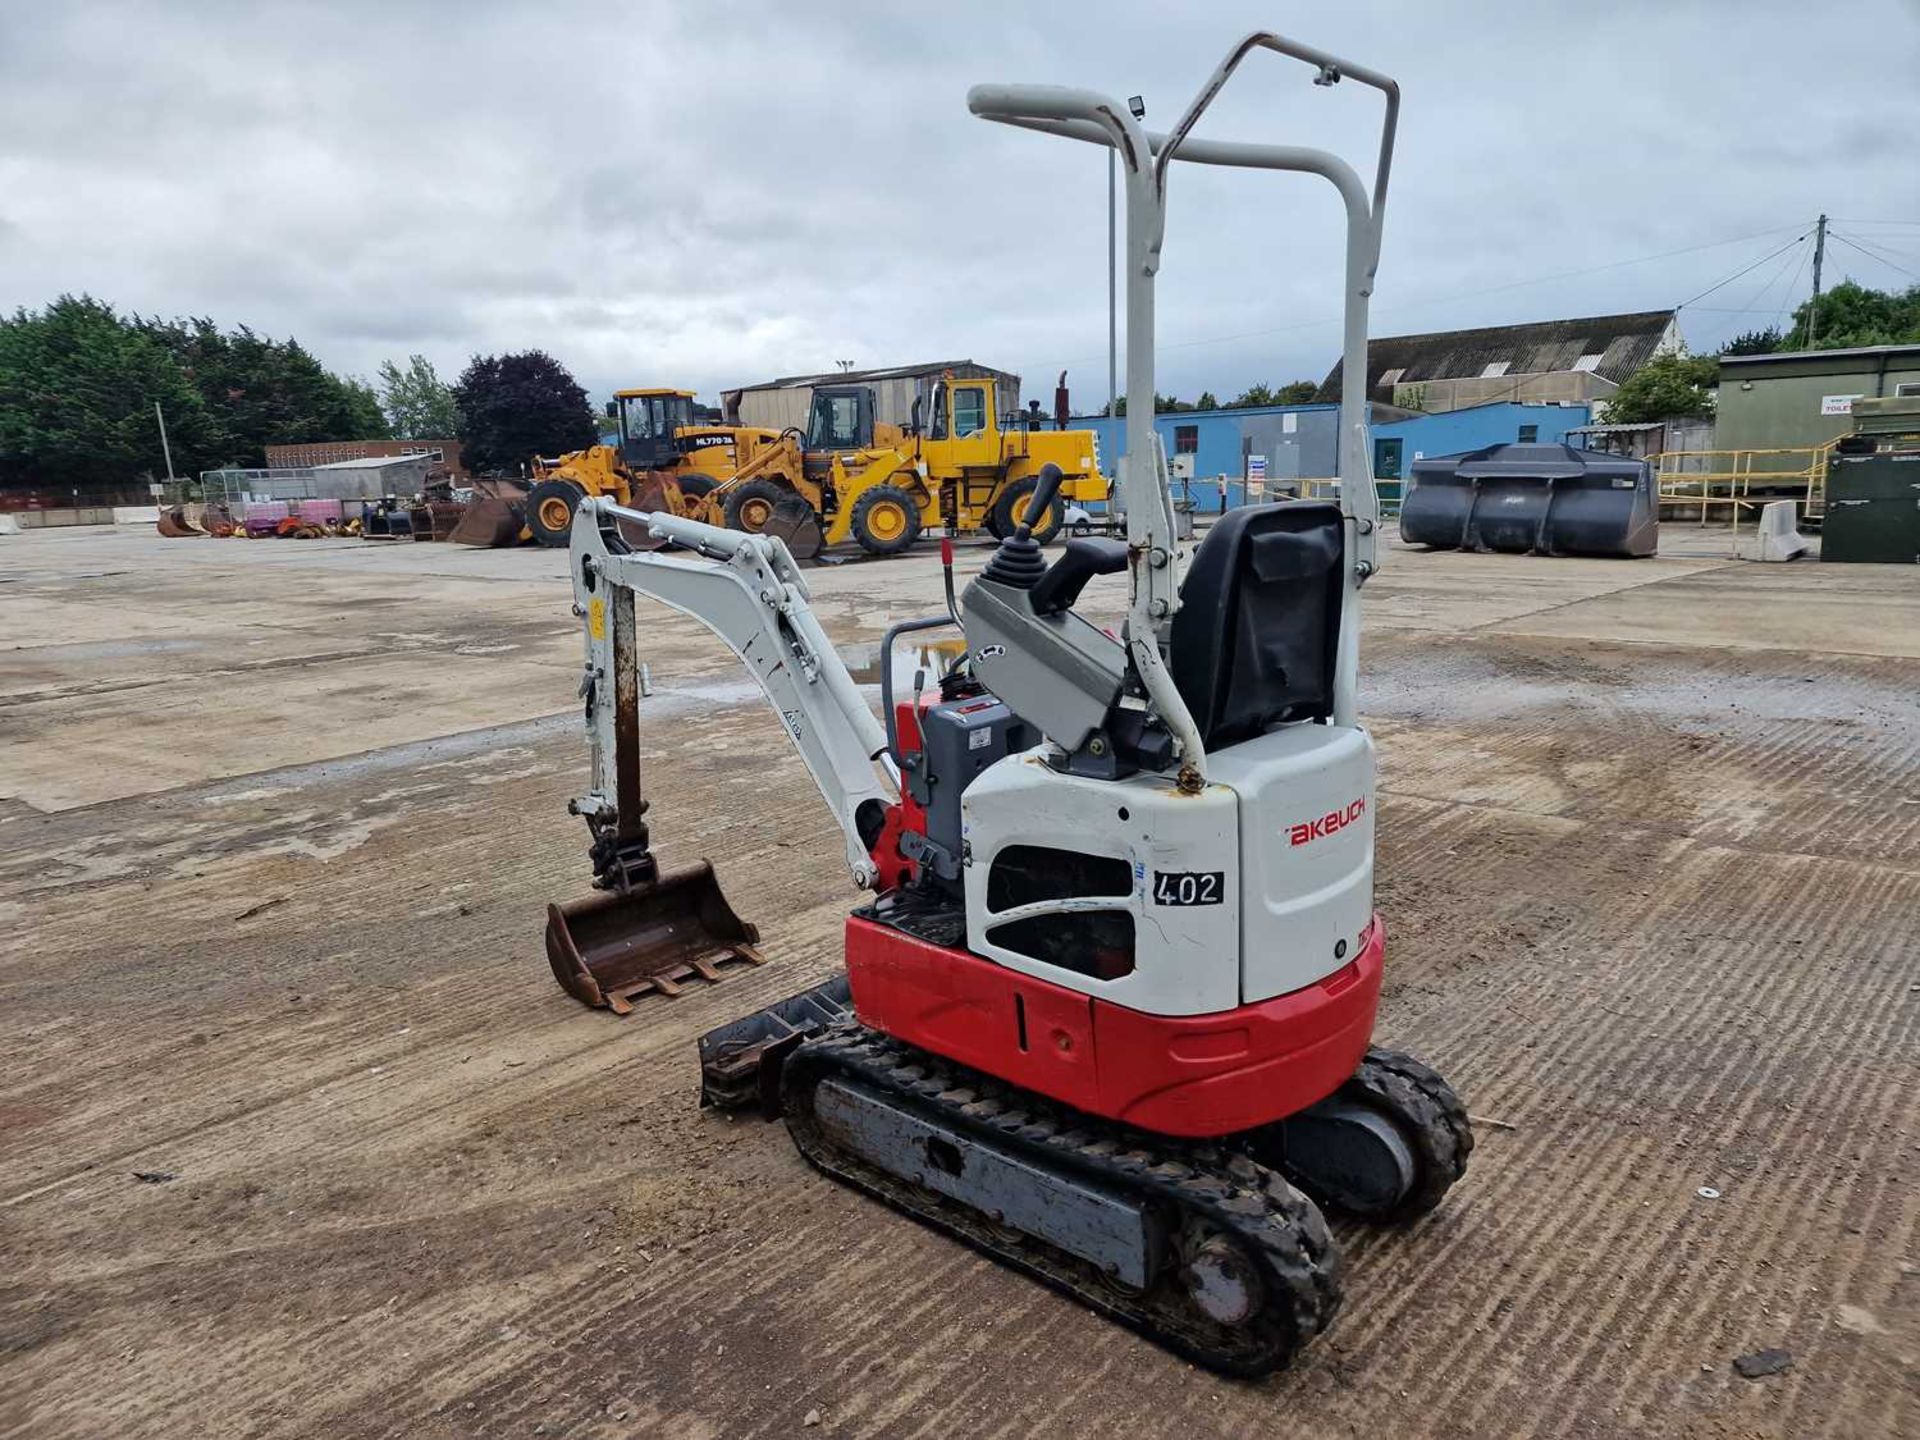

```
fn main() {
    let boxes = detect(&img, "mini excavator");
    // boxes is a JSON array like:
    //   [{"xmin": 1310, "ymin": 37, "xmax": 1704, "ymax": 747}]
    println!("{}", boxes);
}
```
[{"xmin": 544, "ymin": 29, "xmax": 1471, "ymax": 1376}]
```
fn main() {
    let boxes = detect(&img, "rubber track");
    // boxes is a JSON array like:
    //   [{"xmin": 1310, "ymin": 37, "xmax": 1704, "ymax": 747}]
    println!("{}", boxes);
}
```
[
  {"xmin": 783, "ymin": 1024, "xmax": 1342, "ymax": 1378},
  {"xmin": 1335, "ymin": 1046, "xmax": 1475, "ymax": 1219}
]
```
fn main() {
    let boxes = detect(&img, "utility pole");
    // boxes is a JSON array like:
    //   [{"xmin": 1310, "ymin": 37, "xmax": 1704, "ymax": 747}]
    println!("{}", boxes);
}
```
[
  {"xmin": 154, "ymin": 401, "xmax": 176, "ymax": 484},
  {"xmin": 1808, "ymin": 213, "xmax": 1827, "ymax": 348}
]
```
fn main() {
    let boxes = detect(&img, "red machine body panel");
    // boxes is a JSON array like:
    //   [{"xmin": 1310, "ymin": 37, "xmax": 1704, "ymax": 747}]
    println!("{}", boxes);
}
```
[{"xmin": 844, "ymin": 912, "xmax": 1383, "ymax": 1137}]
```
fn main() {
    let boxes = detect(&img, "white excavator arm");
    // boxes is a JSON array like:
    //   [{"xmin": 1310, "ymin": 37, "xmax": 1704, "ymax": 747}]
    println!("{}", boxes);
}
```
[{"xmin": 567, "ymin": 500, "xmax": 898, "ymax": 889}]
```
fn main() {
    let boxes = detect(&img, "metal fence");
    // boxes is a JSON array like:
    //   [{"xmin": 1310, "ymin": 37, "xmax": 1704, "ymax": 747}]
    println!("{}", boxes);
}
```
[{"xmin": 1647, "ymin": 445, "xmax": 1833, "ymax": 526}]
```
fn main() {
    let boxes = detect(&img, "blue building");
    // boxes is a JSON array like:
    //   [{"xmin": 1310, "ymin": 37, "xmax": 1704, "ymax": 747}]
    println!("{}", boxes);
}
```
[
  {"xmin": 1369, "ymin": 401, "xmax": 1592, "ymax": 485},
  {"xmin": 1071, "ymin": 404, "xmax": 1346, "ymax": 511},
  {"xmin": 1069, "ymin": 398, "xmax": 1591, "ymax": 512}
]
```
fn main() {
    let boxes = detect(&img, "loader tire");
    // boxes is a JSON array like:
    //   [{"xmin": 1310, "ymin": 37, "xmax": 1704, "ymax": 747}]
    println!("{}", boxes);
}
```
[
  {"xmin": 992, "ymin": 475, "xmax": 1065, "ymax": 546},
  {"xmin": 851, "ymin": 485, "xmax": 923, "ymax": 556},
  {"xmin": 528, "ymin": 479, "xmax": 588, "ymax": 548},
  {"xmin": 725, "ymin": 478, "xmax": 794, "ymax": 535},
  {"xmin": 676, "ymin": 473, "xmax": 718, "ymax": 501}
]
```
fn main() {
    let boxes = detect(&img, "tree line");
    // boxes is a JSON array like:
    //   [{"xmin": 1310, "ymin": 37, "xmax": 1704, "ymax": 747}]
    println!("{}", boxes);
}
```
[
  {"xmin": 1106, "ymin": 379, "xmax": 1320, "ymax": 416},
  {"xmin": 0, "ymin": 294, "xmax": 600, "ymax": 488}
]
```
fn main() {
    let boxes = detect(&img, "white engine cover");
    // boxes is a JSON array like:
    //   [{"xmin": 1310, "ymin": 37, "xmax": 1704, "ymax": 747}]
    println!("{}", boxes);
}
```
[
  {"xmin": 1206, "ymin": 723, "xmax": 1375, "ymax": 1004},
  {"xmin": 961, "ymin": 723, "xmax": 1375, "ymax": 1017}
]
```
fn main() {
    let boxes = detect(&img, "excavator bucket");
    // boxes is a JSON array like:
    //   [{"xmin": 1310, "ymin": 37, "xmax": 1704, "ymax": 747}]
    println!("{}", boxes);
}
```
[
  {"xmin": 545, "ymin": 860, "xmax": 765, "ymax": 1015},
  {"xmin": 1401, "ymin": 442, "xmax": 1659, "ymax": 558},
  {"xmin": 156, "ymin": 505, "xmax": 207, "ymax": 538},
  {"xmin": 761, "ymin": 495, "xmax": 825, "ymax": 562},
  {"xmin": 450, "ymin": 494, "xmax": 525, "ymax": 547}
]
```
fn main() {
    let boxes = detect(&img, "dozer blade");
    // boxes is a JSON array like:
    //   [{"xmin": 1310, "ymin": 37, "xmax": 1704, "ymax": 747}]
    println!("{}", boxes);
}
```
[
  {"xmin": 545, "ymin": 860, "xmax": 764, "ymax": 1015},
  {"xmin": 696, "ymin": 972, "xmax": 852, "ymax": 1115},
  {"xmin": 761, "ymin": 496, "xmax": 824, "ymax": 562},
  {"xmin": 450, "ymin": 495, "xmax": 524, "ymax": 547},
  {"xmin": 156, "ymin": 505, "xmax": 208, "ymax": 538}
]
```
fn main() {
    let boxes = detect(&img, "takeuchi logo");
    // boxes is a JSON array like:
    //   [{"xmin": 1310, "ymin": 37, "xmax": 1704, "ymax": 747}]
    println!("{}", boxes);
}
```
[{"xmin": 1289, "ymin": 798, "xmax": 1366, "ymax": 848}]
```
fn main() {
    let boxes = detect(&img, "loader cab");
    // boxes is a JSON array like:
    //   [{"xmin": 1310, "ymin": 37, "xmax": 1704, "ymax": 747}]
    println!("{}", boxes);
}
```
[
  {"xmin": 614, "ymin": 388, "xmax": 697, "ymax": 471},
  {"xmin": 805, "ymin": 387, "xmax": 878, "ymax": 453},
  {"xmin": 923, "ymin": 378, "xmax": 1001, "ymax": 468}
]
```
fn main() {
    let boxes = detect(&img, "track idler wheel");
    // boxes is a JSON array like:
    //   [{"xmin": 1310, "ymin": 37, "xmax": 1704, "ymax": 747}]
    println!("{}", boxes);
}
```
[{"xmin": 1256, "ymin": 1047, "xmax": 1474, "ymax": 1222}]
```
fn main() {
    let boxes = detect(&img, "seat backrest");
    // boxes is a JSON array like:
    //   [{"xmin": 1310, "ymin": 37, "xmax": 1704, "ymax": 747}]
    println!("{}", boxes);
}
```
[{"xmin": 1169, "ymin": 501, "xmax": 1345, "ymax": 749}]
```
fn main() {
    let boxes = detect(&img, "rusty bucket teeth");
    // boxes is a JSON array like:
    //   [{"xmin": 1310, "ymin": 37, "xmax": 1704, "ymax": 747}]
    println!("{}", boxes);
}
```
[{"xmin": 545, "ymin": 860, "xmax": 763, "ymax": 1015}]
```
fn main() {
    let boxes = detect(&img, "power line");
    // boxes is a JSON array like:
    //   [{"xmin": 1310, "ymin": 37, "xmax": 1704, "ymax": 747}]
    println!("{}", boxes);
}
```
[
  {"xmin": 1673, "ymin": 233, "xmax": 1809, "ymax": 312},
  {"xmin": 1026, "ymin": 220, "xmax": 1812, "ymax": 374},
  {"xmin": 1827, "ymin": 230, "xmax": 1920, "ymax": 280},
  {"xmin": 1773, "ymin": 234, "xmax": 1814, "ymax": 335}
]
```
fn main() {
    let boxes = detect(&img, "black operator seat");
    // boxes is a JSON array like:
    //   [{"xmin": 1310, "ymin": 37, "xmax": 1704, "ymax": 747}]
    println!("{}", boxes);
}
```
[{"xmin": 1169, "ymin": 502, "xmax": 1345, "ymax": 749}]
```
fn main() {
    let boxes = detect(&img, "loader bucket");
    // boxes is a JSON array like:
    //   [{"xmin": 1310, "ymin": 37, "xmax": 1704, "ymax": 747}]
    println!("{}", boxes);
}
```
[
  {"xmin": 614, "ymin": 474, "xmax": 684, "ymax": 551},
  {"xmin": 1401, "ymin": 442, "xmax": 1658, "ymax": 558},
  {"xmin": 761, "ymin": 496, "xmax": 825, "ymax": 562},
  {"xmin": 450, "ymin": 495, "xmax": 525, "ymax": 547},
  {"xmin": 545, "ymin": 860, "xmax": 764, "ymax": 1015},
  {"xmin": 156, "ymin": 505, "xmax": 207, "ymax": 538}
]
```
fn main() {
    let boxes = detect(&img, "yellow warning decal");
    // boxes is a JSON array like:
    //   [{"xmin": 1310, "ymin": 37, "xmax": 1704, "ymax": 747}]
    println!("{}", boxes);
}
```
[{"xmin": 588, "ymin": 597, "xmax": 606, "ymax": 640}]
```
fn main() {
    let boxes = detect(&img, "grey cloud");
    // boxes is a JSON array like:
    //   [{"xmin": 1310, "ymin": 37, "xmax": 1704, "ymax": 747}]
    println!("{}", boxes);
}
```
[{"xmin": 3, "ymin": 0, "xmax": 1915, "ymax": 404}]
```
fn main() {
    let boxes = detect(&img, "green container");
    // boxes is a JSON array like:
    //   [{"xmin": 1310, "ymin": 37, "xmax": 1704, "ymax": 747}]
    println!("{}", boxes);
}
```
[{"xmin": 1823, "ymin": 454, "xmax": 1920, "ymax": 563}]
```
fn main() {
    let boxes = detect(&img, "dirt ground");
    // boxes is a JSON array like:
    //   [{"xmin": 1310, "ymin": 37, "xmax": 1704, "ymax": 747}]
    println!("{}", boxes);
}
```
[{"xmin": 2, "ymin": 522, "xmax": 1916, "ymax": 1440}]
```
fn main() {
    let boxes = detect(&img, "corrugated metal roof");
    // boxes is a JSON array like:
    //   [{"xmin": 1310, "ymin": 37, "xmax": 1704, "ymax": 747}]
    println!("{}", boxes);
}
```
[
  {"xmin": 1318, "ymin": 310, "xmax": 1676, "ymax": 401},
  {"xmin": 729, "ymin": 359, "xmax": 1010, "ymax": 392},
  {"xmin": 311, "ymin": 454, "xmax": 433, "ymax": 470},
  {"xmin": 1720, "ymin": 342, "xmax": 1920, "ymax": 367}
]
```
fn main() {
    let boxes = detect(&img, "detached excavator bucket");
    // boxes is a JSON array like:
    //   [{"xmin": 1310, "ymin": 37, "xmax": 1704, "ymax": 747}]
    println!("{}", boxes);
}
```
[
  {"xmin": 761, "ymin": 496, "xmax": 825, "ymax": 562},
  {"xmin": 1402, "ymin": 442, "xmax": 1659, "ymax": 558},
  {"xmin": 545, "ymin": 861, "xmax": 764, "ymax": 1015},
  {"xmin": 450, "ymin": 495, "xmax": 525, "ymax": 547},
  {"xmin": 156, "ymin": 505, "xmax": 207, "ymax": 538}
]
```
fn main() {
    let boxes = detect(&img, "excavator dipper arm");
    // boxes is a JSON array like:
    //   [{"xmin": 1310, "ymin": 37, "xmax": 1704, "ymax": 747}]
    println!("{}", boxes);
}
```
[{"xmin": 569, "ymin": 499, "xmax": 898, "ymax": 889}]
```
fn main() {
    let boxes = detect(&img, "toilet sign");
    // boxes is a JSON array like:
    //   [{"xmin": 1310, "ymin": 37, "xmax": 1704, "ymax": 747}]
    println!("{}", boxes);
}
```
[{"xmin": 1821, "ymin": 394, "xmax": 1863, "ymax": 416}]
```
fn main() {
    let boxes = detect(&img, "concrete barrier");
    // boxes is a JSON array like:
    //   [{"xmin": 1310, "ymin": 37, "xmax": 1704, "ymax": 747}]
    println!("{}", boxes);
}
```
[
  {"xmin": 9, "ymin": 507, "xmax": 117, "ymax": 529},
  {"xmin": 0, "ymin": 513, "xmax": 20, "ymax": 535},
  {"xmin": 1739, "ymin": 500, "xmax": 1809, "ymax": 562},
  {"xmin": 113, "ymin": 505, "xmax": 163, "ymax": 525}
]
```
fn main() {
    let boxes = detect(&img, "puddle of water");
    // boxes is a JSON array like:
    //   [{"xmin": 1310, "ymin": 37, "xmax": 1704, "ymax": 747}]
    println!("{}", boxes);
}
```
[{"xmin": 840, "ymin": 636, "xmax": 967, "ymax": 687}]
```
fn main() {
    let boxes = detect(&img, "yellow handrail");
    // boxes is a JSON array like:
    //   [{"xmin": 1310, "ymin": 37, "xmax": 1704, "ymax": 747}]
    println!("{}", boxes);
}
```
[{"xmin": 1646, "ymin": 442, "xmax": 1836, "ymax": 526}]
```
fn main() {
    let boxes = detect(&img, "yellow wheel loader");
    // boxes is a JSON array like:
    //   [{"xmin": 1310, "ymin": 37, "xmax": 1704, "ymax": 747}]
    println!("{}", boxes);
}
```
[
  {"xmin": 524, "ymin": 389, "xmax": 780, "ymax": 547},
  {"xmin": 527, "ymin": 378, "xmax": 1109, "ymax": 559},
  {"xmin": 799, "ymin": 374, "xmax": 1109, "ymax": 557},
  {"xmin": 689, "ymin": 374, "xmax": 1111, "ymax": 559}
]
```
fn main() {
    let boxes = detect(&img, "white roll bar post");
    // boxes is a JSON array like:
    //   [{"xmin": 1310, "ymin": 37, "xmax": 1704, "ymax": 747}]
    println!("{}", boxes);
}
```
[{"xmin": 968, "ymin": 30, "xmax": 1399, "ymax": 737}]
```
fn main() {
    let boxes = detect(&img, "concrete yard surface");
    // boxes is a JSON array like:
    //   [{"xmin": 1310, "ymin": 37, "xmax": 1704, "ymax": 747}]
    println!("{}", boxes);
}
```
[{"xmin": 2, "ymin": 524, "xmax": 1917, "ymax": 1439}]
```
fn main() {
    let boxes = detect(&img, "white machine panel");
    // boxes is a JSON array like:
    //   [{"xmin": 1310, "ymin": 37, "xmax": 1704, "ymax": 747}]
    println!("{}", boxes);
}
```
[
  {"xmin": 1207, "ymin": 723, "xmax": 1375, "ymax": 1003},
  {"xmin": 962, "ymin": 750, "xmax": 1241, "ymax": 1016}
]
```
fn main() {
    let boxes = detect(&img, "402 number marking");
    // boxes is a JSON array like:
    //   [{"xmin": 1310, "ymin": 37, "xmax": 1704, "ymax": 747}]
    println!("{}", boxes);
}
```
[{"xmin": 1152, "ymin": 870, "xmax": 1224, "ymax": 906}]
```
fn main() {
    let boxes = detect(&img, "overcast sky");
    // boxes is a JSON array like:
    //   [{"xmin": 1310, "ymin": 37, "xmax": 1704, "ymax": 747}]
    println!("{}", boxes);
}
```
[{"xmin": 4, "ymin": 0, "xmax": 1918, "ymax": 412}]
